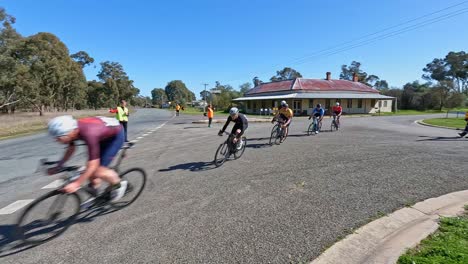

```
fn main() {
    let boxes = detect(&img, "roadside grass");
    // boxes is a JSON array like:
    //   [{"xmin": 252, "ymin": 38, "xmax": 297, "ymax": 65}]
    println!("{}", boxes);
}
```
[
  {"xmin": 0, "ymin": 109, "xmax": 114, "ymax": 139},
  {"xmin": 423, "ymin": 117, "xmax": 466, "ymax": 129},
  {"xmin": 372, "ymin": 109, "xmax": 445, "ymax": 116},
  {"xmin": 397, "ymin": 207, "xmax": 468, "ymax": 264},
  {"xmin": 373, "ymin": 108, "xmax": 467, "ymax": 116}
]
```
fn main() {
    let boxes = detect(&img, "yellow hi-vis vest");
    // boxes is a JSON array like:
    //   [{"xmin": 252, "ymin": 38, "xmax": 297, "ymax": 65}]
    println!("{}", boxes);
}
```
[{"xmin": 116, "ymin": 106, "xmax": 129, "ymax": 122}]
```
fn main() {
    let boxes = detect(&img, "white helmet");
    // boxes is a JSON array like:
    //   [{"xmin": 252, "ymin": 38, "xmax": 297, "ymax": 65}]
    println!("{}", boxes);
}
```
[
  {"xmin": 229, "ymin": 107, "xmax": 239, "ymax": 115},
  {"xmin": 280, "ymin": 100, "xmax": 287, "ymax": 107},
  {"xmin": 48, "ymin": 115, "xmax": 78, "ymax": 138},
  {"xmin": 336, "ymin": 102, "xmax": 340, "ymax": 106}
]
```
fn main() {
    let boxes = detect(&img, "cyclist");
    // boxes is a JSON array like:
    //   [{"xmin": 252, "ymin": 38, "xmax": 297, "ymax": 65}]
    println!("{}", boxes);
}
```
[
  {"xmin": 309, "ymin": 104, "xmax": 325, "ymax": 134},
  {"xmin": 272, "ymin": 100, "xmax": 293, "ymax": 143},
  {"xmin": 458, "ymin": 111, "xmax": 468, "ymax": 138},
  {"xmin": 47, "ymin": 115, "xmax": 127, "ymax": 201},
  {"xmin": 218, "ymin": 107, "xmax": 248, "ymax": 149},
  {"xmin": 332, "ymin": 102, "xmax": 343, "ymax": 128}
]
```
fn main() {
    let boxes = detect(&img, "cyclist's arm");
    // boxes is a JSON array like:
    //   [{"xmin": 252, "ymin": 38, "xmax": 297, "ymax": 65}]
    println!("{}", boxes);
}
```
[
  {"xmin": 241, "ymin": 116, "xmax": 248, "ymax": 134},
  {"xmin": 272, "ymin": 113, "xmax": 279, "ymax": 122},
  {"xmin": 75, "ymin": 159, "xmax": 99, "ymax": 185},
  {"xmin": 309, "ymin": 110, "xmax": 316, "ymax": 119},
  {"xmin": 220, "ymin": 117, "xmax": 231, "ymax": 133},
  {"xmin": 58, "ymin": 143, "xmax": 76, "ymax": 167},
  {"xmin": 319, "ymin": 110, "xmax": 325, "ymax": 121}
]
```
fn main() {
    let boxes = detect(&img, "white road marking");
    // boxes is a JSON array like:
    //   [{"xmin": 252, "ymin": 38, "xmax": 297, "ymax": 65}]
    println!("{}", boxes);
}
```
[
  {"xmin": 137, "ymin": 136, "xmax": 143, "ymax": 140},
  {"xmin": 0, "ymin": 200, "xmax": 34, "ymax": 215},
  {"xmin": 41, "ymin": 179, "xmax": 64, "ymax": 189},
  {"xmin": 143, "ymin": 133, "xmax": 150, "ymax": 136}
]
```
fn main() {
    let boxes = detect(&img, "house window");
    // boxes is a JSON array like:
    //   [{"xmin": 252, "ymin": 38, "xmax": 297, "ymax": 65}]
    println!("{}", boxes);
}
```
[
  {"xmin": 253, "ymin": 101, "xmax": 257, "ymax": 111},
  {"xmin": 271, "ymin": 100, "xmax": 275, "ymax": 108},
  {"xmin": 378, "ymin": 101, "xmax": 382, "ymax": 107},
  {"xmin": 325, "ymin": 99, "xmax": 331, "ymax": 110},
  {"xmin": 347, "ymin": 99, "xmax": 352, "ymax": 108},
  {"xmin": 358, "ymin": 99, "xmax": 363, "ymax": 108},
  {"xmin": 371, "ymin": 99, "xmax": 376, "ymax": 107},
  {"xmin": 384, "ymin": 101, "xmax": 388, "ymax": 107},
  {"xmin": 309, "ymin": 99, "xmax": 314, "ymax": 108},
  {"xmin": 247, "ymin": 101, "xmax": 251, "ymax": 109}
]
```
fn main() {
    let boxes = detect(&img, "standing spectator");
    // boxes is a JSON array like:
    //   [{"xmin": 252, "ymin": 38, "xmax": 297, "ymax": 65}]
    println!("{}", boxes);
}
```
[
  {"xmin": 111, "ymin": 99, "xmax": 130, "ymax": 142},
  {"xmin": 207, "ymin": 104, "xmax": 214, "ymax": 127},
  {"xmin": 458, "ymin": 111, "xmax": 468, "ymax": 138},
  {"xmin": 175, "ymin": 104, "xmax": 181, "ymax": 116}
]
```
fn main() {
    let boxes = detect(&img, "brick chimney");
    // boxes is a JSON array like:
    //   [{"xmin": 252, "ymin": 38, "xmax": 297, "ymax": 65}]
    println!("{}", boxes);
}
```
[
  {"xmin": 326, "ymin": 72, "xmax": 331, "ymax": 81},
  {"xmin": 352, "ymin": 72, "xmax": 359, "ymax": 82}
]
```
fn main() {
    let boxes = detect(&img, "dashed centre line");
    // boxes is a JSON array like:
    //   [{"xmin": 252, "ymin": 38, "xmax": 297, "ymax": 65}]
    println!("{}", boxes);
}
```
[
  {"xmin": 0, "ymin": 200, "xmax": 34, "ymax": 215},
  {"xmin": 41, "ymin": 179, "xmax": 64, "ymax": 189},
  {"xmin": 1, "ymin": 119, "xmax": 174, "ymax": 216}
]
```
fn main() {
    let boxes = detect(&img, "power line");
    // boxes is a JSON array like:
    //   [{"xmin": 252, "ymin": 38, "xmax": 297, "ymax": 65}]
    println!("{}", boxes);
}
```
[
  {"xmin": 288, "ymin": 1, "xmax": 468, "ymax": 65},
  {"xmin": 223, "ymin": 1, "xmax": 468, "ymax": 83},
  {"xmin": 293, "ymin": 7, "xmax": 468, "ymax": 65}
]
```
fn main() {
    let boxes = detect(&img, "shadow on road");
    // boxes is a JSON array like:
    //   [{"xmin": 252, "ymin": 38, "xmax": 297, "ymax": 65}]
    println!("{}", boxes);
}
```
[
  {"xmin": 0, "ymin": 204, "xmax": 123, "ymax": 258},
  {"xmin": 159, "ymin": 161, "xmax": 216, "ymax": 172},
  {"xmin": 416, "ymin": 136, "xmax": 465, "ymax": 142}
]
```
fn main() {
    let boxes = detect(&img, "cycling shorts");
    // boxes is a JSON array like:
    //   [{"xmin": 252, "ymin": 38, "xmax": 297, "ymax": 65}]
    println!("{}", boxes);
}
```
[{"xmin": 99, "ymin": 129, "xmax": 124, "ymax": 167}]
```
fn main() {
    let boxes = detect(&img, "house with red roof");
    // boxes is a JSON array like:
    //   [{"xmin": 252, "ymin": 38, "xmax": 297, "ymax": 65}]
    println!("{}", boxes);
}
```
[{"xmin": 233, "ymin": 72, "xmax": 394, "ymax": 115}]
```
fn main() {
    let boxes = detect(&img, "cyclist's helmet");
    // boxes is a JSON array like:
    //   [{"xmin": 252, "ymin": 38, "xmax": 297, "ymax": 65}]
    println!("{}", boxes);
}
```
[
  {"xmin": 48, "ymin": 115, "xmax": 78, "ymax": 138},
  {"xmin": 229, "ymin": 107, "xmax": 239, "ymax": 116},
  {"xmin": 280, "ymin": 100, "xmax": 287, "ymax": 107},
  {"xmin": 336, "ymin": 102, "xmax": 340, "ymax": 106},
  {"xmin": 316, "ymin": 104, "xmax": 322, "ymax": 108}
]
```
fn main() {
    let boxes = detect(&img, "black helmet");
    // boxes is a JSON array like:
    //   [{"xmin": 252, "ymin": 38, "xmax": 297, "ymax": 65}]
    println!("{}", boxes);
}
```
[{"xmin": 316, "ymin": 104, "xmax": 321, "ymax": 108}]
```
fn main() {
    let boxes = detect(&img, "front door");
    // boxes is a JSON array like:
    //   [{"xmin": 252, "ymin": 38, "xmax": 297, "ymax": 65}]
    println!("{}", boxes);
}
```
[{"xmin": 293, "ymin": 100, "xmax": 302, "ymax": 115}]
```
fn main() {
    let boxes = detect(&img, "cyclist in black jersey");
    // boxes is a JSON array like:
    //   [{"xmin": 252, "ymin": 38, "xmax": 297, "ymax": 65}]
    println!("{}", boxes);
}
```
[{"xmin": 218, "ymin": 107, "xmax": 248, "ymax": 148}]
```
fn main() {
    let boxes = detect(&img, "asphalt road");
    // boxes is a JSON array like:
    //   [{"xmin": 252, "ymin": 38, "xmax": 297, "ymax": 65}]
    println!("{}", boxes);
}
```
[
  {"xmin": 0, "ymin": 112, "xmax": 467, "ymax": 263},
  {"xmin": 0, "ymin": 109, "xmax": 173, "ymax": 210}
]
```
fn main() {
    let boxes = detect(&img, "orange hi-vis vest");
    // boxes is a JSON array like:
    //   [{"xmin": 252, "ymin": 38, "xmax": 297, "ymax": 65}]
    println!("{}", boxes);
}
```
[{"xmin": 207, "ymin": 107, "xmax": 214, "ymax": 118}]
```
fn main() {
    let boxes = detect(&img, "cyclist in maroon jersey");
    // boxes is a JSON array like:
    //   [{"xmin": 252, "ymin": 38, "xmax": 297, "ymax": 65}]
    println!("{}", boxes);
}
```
[{"xmin": 47, "ymin": 115, "xmax": 127, "ymax": 200}]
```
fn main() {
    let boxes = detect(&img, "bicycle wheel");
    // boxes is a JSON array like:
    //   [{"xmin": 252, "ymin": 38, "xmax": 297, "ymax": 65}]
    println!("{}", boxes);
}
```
[
  {"xmin": 111, "ymin": 168, "xmax": 147, "ymax": 209},
  {"xmin": 275, "ymin": 128, "xmax": 283, "ymax": 145},
  {"xmin": 269, "ymin": 127, "xmax": 278, "ymax": 145},
  {"xmin": 16, "ymin": 190, "xmax": 81, "ymax": 245},
  {"xmin": 307, "ymin": 123, "xmax": 314, "ymax": 135},
  {"xmin": 331, "ymin": 120, "xmax": 337, "ymax": 131},
  {"xmin": 214, "ymin": 142, "xmax": 229, "ymax": 167},
  {"xmin": 233, "ymin": 137, "xmax": 247, "ymax": 159}
]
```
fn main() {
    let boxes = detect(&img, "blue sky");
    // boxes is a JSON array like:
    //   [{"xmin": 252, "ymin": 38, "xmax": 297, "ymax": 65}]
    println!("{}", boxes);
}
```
[{"xmin": 2, "ymin": 0, "xmax": 468, "ymax": 98}]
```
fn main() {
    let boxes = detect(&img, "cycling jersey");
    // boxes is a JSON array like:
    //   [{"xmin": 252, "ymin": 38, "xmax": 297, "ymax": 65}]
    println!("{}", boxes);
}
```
[
  {"xmin": 313, "ymin": 108, "xmax": 325, "ymax": 117},
  {"xmin": 278, "ymin": 107, "xmax": 293, "ymax": 120},
  {"xmin": 332, "ymin": 106, "xmax": 342, "ymax": 114},
  {"xmin": 221, "ymin": 113, "xmax": 248, "ymax": 136},
  {"xmin": 76, "ymin": 117, "xmax": 123, "ymax": 165}
]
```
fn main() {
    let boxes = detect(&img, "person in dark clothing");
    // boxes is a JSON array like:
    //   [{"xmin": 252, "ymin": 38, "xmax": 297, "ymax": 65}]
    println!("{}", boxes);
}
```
[{"xmin": 218, "ymin": 107, "xmax": 248, "ymax": 149}]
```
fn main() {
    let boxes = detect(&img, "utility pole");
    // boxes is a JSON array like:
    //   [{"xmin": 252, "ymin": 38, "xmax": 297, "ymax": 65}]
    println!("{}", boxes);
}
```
[{"xmin": 202, "ymin": 83, "xmax": 209, "ymax": 105}]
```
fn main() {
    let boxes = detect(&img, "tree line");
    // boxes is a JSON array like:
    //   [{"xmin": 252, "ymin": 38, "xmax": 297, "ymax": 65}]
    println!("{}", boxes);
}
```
[
  {"xmin": 0, "ymin": 8, "xmax": 141, "ymax": 115},
  {"xmin": 380, "ymin": 51, "xmax": 467, "ymax": 110}
]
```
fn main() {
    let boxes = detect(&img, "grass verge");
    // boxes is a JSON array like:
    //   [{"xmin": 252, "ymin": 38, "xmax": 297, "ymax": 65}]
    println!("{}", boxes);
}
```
[
  {"xmin": 0, "ymin": 109, "xmax": 115, "ymax": 140},
  {"xmin": 397, "ymin": 207, "xmax": 468, "ymax": 264},
  {"xmin": 422, "ymin": 118, "xmax": 466, "ymax": 129}
]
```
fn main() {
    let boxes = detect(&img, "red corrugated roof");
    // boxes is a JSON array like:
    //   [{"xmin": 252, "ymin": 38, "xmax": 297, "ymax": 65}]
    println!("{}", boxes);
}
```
[
  {"xmin": 245, "ymin": 80, "xmax": 294, "ymax": 95},
  {"xmin": 245, "ymin": 78, "xmax": 379, "ymax": 95}
]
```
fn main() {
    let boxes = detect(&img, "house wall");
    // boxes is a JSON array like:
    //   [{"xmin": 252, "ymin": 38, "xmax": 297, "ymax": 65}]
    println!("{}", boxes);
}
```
[{"xmin": 242, "ymin": 99, "xmax": 393, "ymax": 115}]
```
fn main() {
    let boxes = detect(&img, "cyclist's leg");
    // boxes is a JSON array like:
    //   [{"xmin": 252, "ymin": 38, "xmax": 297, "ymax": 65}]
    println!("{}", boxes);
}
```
[{"xmin": 97, "ymin": 129, "xmax": 125, "ymax": 186}]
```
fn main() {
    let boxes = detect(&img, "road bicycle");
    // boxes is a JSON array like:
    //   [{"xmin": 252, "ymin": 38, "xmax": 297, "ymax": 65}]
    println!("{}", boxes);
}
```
[
  {"xmin": 214, "ymin": 131, "xmax": 247, "ymax": 167},
  {"xmin": 307, "ymin": 116, "xmax": 322, "ymax": 135},
  {"xmin": 331, "ymin": 114, "xmax": 340, "ymax": 131},
  {"xmin": 269, "ymin": 119, "xmax": 288, "ymax": 145},
  {"xmin": 15, "ymin": 142, "xmax": 146, "ymax": 245}
]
